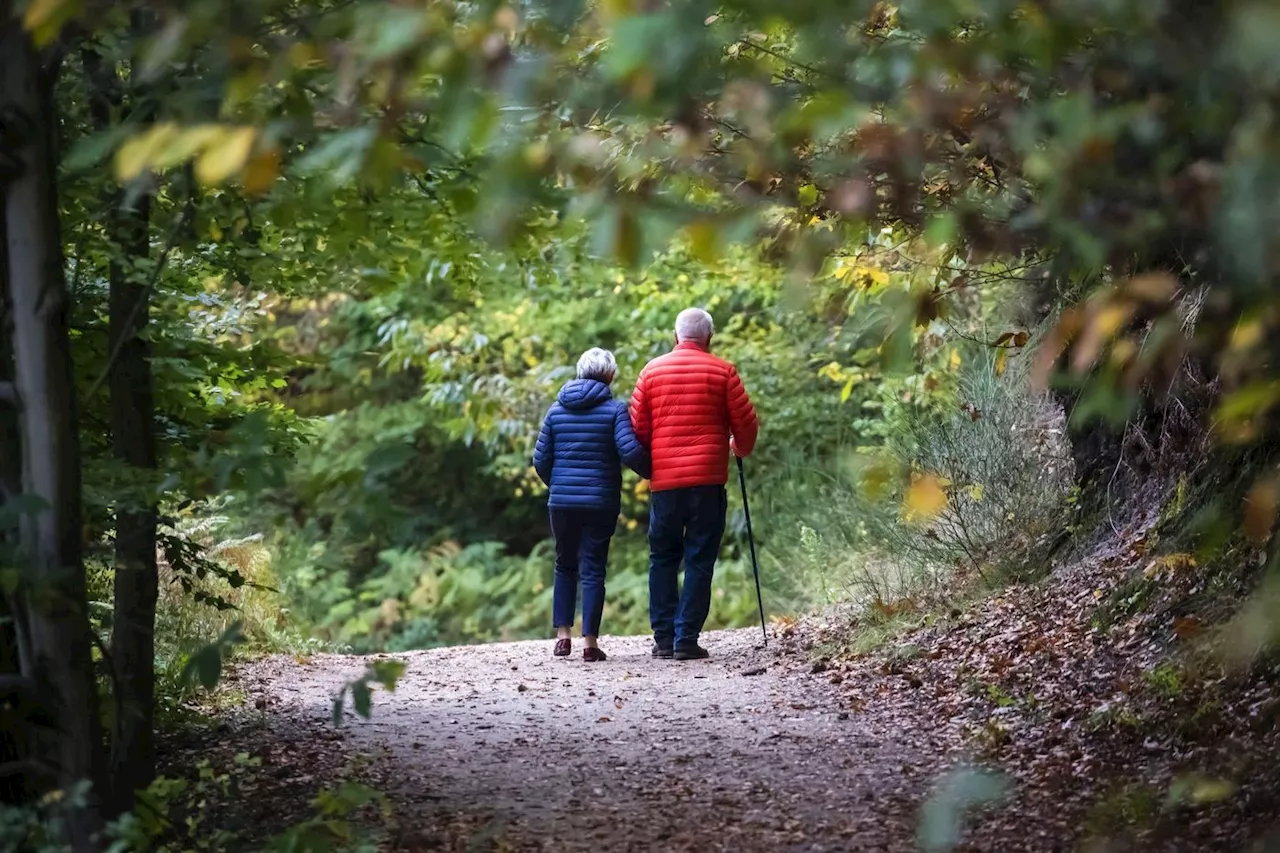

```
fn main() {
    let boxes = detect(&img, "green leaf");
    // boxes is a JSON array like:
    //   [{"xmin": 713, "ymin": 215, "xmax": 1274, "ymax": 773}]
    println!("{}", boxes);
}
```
[
  {"xmin": 924, "ymin": 213, "xmax": 957, "ymax": 248},
  {"xmin": 351, "ymin": 681, "xmax": 372, "ymax": 719},
  {"xmin": 332, "ymin": 693, "xmax": 346, "ymax": 726},
  {"xmin": 371, "ymin": 659, "xmax": 405, "ymax": 692},
  {"xmin": 0, "ymin": 493, "xmax": 51, "ymax": 528},
  {"xmin": 918, "ymin": 767, "xmax": 1009, "ymax": 852},
  {"xmin": 185, "ymin": 646, "xmax": 222, "ymax": 690},
  {"xmin": 63, "ymin": 126, "xmax": 131, "ymax": 171},
  {"xmin": 839, "ymin": 376, "xmax": 856, "ymax": 403},
  {"xmin": 603, "ymin": 14, "xmax": 673, "ymax": 81},
  {"xmin": 24, "ymin": 0, "xmax": 82, "ymax": 46},
  {"xmin": 297, "ymin": 128, "xmax": 379, "ymax": 185},
  {"xmin": 364, "ymin": 6, "xmax": 426, "ymax": 60}
]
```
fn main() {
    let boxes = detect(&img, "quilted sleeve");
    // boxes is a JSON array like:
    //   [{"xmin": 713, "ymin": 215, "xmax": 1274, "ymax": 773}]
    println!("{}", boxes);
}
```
[
  {"xmin": 532, "ymin": 408, "xmax": 555, "ymax": 485},
  {"xmin": 629, "ymin": 368, "xmax": 652, "ymax": 447},
  {"xmin": 614, "ymin": 403, "xmax": 651, "ymax": 479},
  {"xmin": 726, "ymin": 364, "xmax": 759, "ymax": 458}
]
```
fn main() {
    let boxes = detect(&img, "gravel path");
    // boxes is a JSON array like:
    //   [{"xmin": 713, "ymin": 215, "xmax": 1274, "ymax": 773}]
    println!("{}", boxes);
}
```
[{"xmin": 237, "ymin": 628, "xmax": 945, "ymax": 852}]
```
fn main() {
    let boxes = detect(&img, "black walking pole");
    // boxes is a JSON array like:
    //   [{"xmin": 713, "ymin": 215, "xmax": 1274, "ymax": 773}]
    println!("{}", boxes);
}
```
[{"xmin": 736, "ymin": 456, "xmax": 768, "ymax": 646}]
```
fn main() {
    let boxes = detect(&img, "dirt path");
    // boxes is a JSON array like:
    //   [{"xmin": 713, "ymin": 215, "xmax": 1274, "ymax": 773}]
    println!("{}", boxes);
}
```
[{"xmin": 236, "ymin": 628, "xmax": 952, "ymax": 852}]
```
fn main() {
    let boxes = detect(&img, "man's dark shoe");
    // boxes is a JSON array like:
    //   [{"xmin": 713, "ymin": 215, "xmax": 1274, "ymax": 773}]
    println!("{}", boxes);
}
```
[
  {"xmin": 651, "ymin": 642, "xmax": 674, "ymax": 659},
  {"xmin": 673, "ymin": 645, "xmax": 709, "ymax": 661},
  {"xmin": 583, "ymin": 647, "xmax": 607, "ymax": 662},
  {"xmin": 553, "ymin": 638, "xmax": 572, "ymax": 657}
]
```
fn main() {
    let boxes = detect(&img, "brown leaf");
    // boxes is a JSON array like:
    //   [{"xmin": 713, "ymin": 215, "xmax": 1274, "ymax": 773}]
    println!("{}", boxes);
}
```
[
  {"xmin": 242, "ymin": 146, "xmax": 281, "ymax": 196},
  {"xmin": 1031, "ymin": 307, "xmax": 1083, "ymax": 390},
  {"xmin": 1244, "ymin": 477, "xmax": 1279, "ymax": 544},
  {"xmin": 830, "ymin": 177, "xmax": 872, "ymax": 216},
  {"xmin": 1173, "ymin": 616, "xmax": 1204, "ymax": 640},
  {"xmin": 1125, "ymin": 272, "xmax": 1178, "ymax": 304},
  {"xmin": 1071, "ymin": 300, "xmax": 1135, "ymax": 374}
]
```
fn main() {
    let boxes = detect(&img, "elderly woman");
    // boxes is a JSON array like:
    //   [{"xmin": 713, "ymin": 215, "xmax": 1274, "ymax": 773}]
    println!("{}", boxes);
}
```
[{"xmin": 533, "ymin": 348, "xmax": 650, "ymax": 661}]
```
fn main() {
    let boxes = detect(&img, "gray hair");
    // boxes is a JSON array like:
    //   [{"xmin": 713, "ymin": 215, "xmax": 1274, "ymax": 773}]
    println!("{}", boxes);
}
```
[
  {"xmin": 675, "ymin": 307, "xmax": 714, "ymax": 343},
  {"xmin": 576, "ymin": 347, "xmax": 617, "ymax": 383}
]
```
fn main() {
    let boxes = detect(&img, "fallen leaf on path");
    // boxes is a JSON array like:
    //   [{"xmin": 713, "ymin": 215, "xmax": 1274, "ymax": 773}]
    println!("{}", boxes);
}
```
[{"xmin": 1173, "ymin": 616, "xmax": 1203, "ymax": 640}]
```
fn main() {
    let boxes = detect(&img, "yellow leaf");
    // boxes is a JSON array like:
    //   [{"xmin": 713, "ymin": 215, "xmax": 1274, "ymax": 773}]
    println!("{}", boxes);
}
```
[
  {"xmin": 24, "ymin": 0, "xmax": 81, "ymax": 46},
  {"xmin": 242, "ymin": 146, "xmax": 281, "ymax": 196},
  {"xmin": 115, "ymin": 124, "xmax": 230, "ymax": 182},
  {"xmin": 904, "ymin": 474, "xmax": 947, "ymax": 522},
  {"xmin": 195, "ymin": 127, "xmax": 257, "ymax": 186},
  {"xmin": 688, "ymin": 220, "xmax": 718, "ymax": 262},
  {"xmin": 600, "ymin": 0, "xmax": 637, "ymax": 21},
  {"xmin": 165, "ymin": 125, "xmax": 228, "ymax": 168},
  {"xmin": 288, "ymin": 42, "xmax": 323, "ymax": 69},
  {"xmin": 1190, "ymin": 779, "xmax": 1236, "ymax": 804},
  {"xmin": 949, "ymin": 349, "xmax": 961, "ymax": 370},
  {"xmin": 969, "ymin": 483, "xmax": 984, "ymax": 502},
  {"xmin": 1071, "ymin": 300, "xmax": 1135, "ymax": 373},
  {"xmin": 860, "ymin": 458, "xmax": 893, "ymax": 499},
  {"xmin": 115, "ymin": 123, "xmax": 182, "ymax": 182},
  {"xmin": 839, "ymin": 376, "xmax": 856, "ymax": 403},
  {"xmin": 1231, "ymin": 318, "xmax": 1264, "ymax": 352},
  {"xmin": 994, "ymin": 348, "xmax": 1008, "ymax": 377},
  {"xmin": 1126, "ymin": 272, "xmax": 1177, "ymax": 303},
  {"xmin": 818, "ymin": 361, "xmax": 844, "ymax": 382}
]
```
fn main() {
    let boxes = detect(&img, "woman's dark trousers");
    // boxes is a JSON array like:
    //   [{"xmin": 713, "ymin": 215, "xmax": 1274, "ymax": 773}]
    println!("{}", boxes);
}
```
[{"xmin": 550, "ymin": 508, "xmax": 618, "ymax": 636}]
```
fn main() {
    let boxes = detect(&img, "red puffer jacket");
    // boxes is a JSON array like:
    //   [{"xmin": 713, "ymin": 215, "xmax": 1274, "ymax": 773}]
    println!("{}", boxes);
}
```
[{"xmin": 629, "ymin": 341, "xmax": 759, "ymax": 492}]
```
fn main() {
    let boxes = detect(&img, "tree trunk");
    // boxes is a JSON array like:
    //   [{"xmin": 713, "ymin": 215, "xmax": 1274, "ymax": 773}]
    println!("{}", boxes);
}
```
[
  {"xmin": 84, "ymin": 34, "xmax": 160, "ymax": 816},
  {"xmin": 1, "ymin": 11, "xmax": 106, "ymax": 848},
  {"xmin": 0, "ymin": 175, "xmax": 33, "ymax": 810}
]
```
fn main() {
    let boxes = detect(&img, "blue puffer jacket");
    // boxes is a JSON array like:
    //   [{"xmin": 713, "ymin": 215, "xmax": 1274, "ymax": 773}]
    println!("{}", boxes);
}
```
[{"xmin": 533, "ymin": 379, "xmax": 650, "ymax": 511}]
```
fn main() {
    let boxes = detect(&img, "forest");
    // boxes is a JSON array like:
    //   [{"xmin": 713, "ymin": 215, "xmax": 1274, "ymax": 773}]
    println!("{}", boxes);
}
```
[{"xmin": 3, "ymin": 0, "xmax": 1280, "ymax": 850}]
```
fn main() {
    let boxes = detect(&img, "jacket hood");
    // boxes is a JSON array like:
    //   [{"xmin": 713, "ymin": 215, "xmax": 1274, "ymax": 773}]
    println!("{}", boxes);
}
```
[{"xmin": 557, "ymin": 378, "xmax": 614, "ymax": 411}]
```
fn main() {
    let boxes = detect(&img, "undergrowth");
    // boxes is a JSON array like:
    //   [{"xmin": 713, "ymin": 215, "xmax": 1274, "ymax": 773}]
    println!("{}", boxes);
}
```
[{"xmin": 769, "ymin": 354, "xmax": 1076, "ymax": 655}]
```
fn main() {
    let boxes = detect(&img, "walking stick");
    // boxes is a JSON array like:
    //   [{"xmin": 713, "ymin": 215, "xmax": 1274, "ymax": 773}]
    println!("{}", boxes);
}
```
[{"xmin": 736, "ymin": 456, "xmax": 768, "ymax": 646}]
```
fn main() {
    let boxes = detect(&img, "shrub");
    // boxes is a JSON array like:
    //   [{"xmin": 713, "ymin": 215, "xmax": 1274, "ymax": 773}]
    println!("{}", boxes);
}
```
[
  {"xmin": 766, "ymin": 353, "xmax": 1075, "ymax": 617},
  {"xmin": 888, "ymin": 354, "xmax": 1075, "ymax": 582}
]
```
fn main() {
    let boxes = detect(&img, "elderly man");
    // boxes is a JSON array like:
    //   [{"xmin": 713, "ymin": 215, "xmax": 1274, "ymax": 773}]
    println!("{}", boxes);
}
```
[{"xmin": 630, "ymin": 308, "xmax": 759, "ymax": 660}]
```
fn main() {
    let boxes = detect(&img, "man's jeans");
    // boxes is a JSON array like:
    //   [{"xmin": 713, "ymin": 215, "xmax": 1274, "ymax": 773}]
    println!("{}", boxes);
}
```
[
  {"xmin": 648, "ymin": 485, "xmax": 727, "ymax": 650},
  {"xmin": 550, "ymin": 508, "xmax": 618, "ymax": 637}
]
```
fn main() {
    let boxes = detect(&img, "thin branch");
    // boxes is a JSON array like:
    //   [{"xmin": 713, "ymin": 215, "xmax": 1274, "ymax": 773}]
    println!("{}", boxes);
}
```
[
  {"xmin": 943, "ymin": 319, "xmax": 1027, "ymax": 350},
  {"xmin": 83, "ymin": 206, "xmax": 191, "ymax": 404}
]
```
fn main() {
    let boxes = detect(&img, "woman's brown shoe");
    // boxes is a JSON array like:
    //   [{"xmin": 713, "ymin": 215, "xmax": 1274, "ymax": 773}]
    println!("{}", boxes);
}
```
[
  {"xmin": 582, "ymin": 647, "xmax": 607, "ymax": 662},
  {"xmin": 553, "ymin": 638, "xmax": 572, "ymax": 657}
]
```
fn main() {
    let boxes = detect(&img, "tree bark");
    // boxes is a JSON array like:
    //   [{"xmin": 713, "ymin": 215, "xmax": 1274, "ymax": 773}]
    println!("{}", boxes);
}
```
[
  {"xmin": 0, "ymin": 157, "xmax": 33, "ymax": 810},
  {"xmin": 83, "ymin": 32, "xmax": 160, "ymax": 815},
  {"xmin": 1, "ymin": 11, "xmax": 106, "ymax": 847}
]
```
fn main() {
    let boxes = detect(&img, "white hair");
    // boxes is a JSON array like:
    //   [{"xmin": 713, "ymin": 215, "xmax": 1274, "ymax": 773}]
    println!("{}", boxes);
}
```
[
  {"xmin": 675, "ymin": 307, "xmax": 714, "ymax": 343},
  {"xmin": 576, "ymin": 347, "xmax": 617, "ymax": 383}
]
